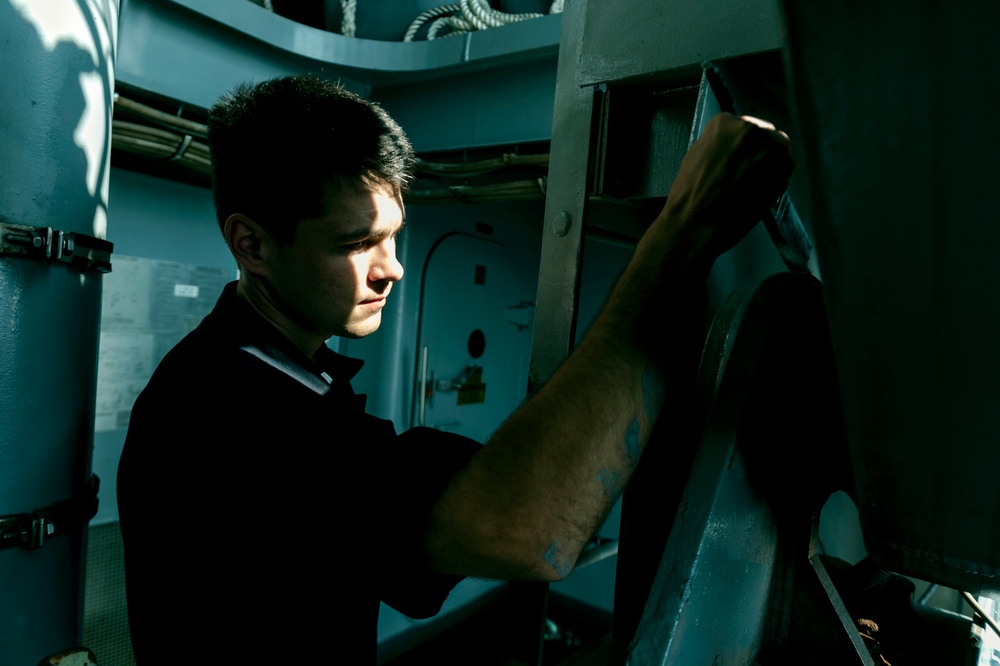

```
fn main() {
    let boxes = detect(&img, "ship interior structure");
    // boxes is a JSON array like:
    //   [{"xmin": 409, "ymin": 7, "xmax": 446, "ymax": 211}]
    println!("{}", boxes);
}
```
[{"xmin": 1, "ymin": 0, "xmax": 999, "ymax": 664}]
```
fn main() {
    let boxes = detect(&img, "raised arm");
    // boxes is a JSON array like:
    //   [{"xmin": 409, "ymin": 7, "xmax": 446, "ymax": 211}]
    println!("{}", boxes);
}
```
[{"xmin": 424, "ymin": 112, "xmax": 794, "ymax": 581}]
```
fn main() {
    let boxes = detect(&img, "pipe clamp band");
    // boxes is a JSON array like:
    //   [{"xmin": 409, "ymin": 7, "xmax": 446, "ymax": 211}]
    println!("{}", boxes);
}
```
[
  {"xmin": 0, "ymin": 221, "xmax": 113, "ymax": 274},
  {"xmin": 0, "ymin": 475, "xmax": 100, "ymax": 550}
]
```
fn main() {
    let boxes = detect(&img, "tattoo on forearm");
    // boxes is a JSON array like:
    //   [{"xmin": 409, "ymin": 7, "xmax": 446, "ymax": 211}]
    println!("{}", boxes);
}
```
[
  {"xmin": 592, "ymin": 418, "xmax": 640, "ymax": 501},
  {"xmin": 597, "ymin": 467, "xmax": 624, "ymax": 497},
  {"xmin": 544, "ymin": 539, "xmax": 574, "ymax": 579},
  {"xmin": 624, "ymin": 417, "xmax": 641, "ymax": 466},
  {"xmin": 594, "ymin": 368, "xmax": 665, "ymax": 501},
  {"xmin": 643, "ymin": 367, "xmax": 664, "ymax": 425}
]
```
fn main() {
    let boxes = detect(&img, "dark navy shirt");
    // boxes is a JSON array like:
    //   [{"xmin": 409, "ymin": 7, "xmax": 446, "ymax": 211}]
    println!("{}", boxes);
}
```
[{"xmin": 118, "ymin": 282, "xmax": 480, "ymax": 664}]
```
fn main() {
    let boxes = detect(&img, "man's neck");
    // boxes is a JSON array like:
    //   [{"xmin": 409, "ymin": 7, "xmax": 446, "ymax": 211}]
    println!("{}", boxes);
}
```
[{"xmin": 235, "ymin": 276, "xmax": 323, "ymax": 359}]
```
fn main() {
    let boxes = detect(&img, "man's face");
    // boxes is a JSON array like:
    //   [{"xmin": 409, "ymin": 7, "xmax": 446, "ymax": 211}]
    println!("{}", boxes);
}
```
[{"xmin": 264, "ymin": 182, "xmax": 405, "ymax": 341}]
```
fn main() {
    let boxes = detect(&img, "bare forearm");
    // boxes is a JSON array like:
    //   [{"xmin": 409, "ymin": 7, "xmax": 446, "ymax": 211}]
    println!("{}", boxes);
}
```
[
  {"xmin": 423, "ymin": 112, "xmax": 793, "ymax": 581},
  {"xmin": 425, "ymin": 216, "xmax": 712, "ymax": 581}
]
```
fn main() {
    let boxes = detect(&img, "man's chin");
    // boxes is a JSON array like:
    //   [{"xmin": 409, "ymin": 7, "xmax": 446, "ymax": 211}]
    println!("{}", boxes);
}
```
[{"xmin": 339, "ymin": 312, "xmax": 382, "ymax": 339}]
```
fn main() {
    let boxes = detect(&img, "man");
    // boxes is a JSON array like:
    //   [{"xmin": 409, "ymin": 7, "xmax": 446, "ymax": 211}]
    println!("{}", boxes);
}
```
[{"xmin": 117, "ymin": 75, "xmax": 791, "ymax": 663}]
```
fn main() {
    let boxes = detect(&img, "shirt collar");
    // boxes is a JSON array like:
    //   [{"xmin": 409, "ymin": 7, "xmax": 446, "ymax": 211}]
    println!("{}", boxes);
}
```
[{"xmin": 208, "ymin": 281, "xmax": 365, "ymax": 385}]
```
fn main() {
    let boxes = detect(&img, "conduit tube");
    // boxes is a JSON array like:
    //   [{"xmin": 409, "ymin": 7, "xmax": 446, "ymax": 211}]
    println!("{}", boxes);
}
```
[{"xmin": 0, "ymin": 1, "xmax": 118, "ymax": 663}]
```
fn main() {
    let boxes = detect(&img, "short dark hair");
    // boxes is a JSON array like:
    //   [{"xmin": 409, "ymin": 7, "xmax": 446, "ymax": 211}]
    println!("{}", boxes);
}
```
[{"xmin": 207, "ymin": 75, "xmax": 414, "ymax": 245}]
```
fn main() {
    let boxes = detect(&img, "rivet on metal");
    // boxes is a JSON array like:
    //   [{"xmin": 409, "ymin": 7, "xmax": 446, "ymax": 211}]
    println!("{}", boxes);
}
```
[{"xmin": 552, "ymin": 210, "xmax": 572, "ymax": 237}]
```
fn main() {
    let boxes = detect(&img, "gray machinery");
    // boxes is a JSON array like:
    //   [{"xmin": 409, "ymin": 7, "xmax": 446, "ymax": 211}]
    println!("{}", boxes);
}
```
[{"xmin": 517, "ymin": 0, "xmax": 1000, "ymax": 664}]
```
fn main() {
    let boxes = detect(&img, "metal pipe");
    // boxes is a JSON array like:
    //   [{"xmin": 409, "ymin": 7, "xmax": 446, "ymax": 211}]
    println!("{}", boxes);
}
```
[
  {"xmin": 961, "ymin": 591, "xmax": 1000, "ymax": 641},
  {"xmin": 0, "ymin": 1, "xmax": 118, "ymax": 662}
]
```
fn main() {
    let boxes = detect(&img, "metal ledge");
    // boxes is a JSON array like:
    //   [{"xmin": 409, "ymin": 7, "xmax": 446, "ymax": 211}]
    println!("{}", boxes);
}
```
[
  {"xmin": 118, "ymin": 0, "xmax": 562, "ymax": 108},
  {"xmin": 578, "ymin": 0, "xmax": 783, "ymax": 88},
  {"xmin": 169, "ymin": 0, "xmax": 561, "ymax": 73}
]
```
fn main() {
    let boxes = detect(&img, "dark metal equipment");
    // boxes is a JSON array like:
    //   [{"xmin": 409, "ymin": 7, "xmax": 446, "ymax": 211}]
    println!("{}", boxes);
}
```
[
  {"xmin": 520, "ymin": 0, "xmax": 1000, "ymax": 664},
  {"xmin": 781, "ymin": 0, "xmax": 1000, "ymax": 597}
]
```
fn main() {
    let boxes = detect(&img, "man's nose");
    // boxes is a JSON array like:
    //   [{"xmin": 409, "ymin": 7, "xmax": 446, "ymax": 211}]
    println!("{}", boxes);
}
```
[{"xmin": 370, "ymin": 239, "xmax": 404, "ymax": 283}]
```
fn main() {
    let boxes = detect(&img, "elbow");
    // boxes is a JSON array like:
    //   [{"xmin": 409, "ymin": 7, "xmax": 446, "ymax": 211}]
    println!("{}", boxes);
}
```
[
  {"xmin": 493, "ymin": 525, "xmax": 589, "ymax": 582},
  {"xmin": 425, "ymin": 529, "xmax": 584, "ymax": 583},
  {"xmin": 503, "ymin": 552, "xmax": 573, "ymax": 583},
  {"xmin": 534, "ymin": 538, "xmax": 583, "ymax": 583},
  {"xmin": 537, "ymin": 566, "xmax": 569, "ymax": 584}
]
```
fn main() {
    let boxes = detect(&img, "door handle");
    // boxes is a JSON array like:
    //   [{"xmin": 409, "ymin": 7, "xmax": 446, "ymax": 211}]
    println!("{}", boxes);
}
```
[{"xmin": 419, "ymin": 345, "xmax": 428, "ymax": 426}]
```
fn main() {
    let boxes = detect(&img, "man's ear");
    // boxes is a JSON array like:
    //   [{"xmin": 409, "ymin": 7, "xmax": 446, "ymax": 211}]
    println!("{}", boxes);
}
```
[{"xmin": 225, "ymin": 214, "xmax": 271, "ymax": 277}]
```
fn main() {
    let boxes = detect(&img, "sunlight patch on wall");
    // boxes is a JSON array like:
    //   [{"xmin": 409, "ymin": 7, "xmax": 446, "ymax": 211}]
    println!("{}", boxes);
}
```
[
  {"xmin": 12, "ymin": 0, "xmax": 119, "ymax": 239},
  {"xmin": 77, "ymin": 69, "xmax": 110, "ymax": 237}
]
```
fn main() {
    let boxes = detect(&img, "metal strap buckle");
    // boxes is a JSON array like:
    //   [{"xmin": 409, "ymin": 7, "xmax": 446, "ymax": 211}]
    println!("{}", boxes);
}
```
[
  {"xmin": 0, "ymin": 475, "xmax": 99, "ymax": 551},
  {"xmin": 0, "ymin": 511, "xmax": 54, "ymax": 550},
  {"xmin": 0, "ymin": 221, "xmax": 113, "ymax": 273}
]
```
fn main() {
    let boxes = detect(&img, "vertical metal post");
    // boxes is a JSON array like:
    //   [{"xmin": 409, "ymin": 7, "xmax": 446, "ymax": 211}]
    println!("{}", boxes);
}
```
[
  {"xmin": 0, "ymin": 1, "xmax": 118, "ymax": 663},
  {"xmin": 503, "ymin": 0, "xmax": 595, "ymax": 664},
  {"xmin": 526, "ymin": 0, "xmax": 595, "ymax": 393}
]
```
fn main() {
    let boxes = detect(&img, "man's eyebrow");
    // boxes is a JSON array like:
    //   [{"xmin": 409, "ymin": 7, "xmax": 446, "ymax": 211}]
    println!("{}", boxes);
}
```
[
  {"xmin": 331, "ymin": 218, "xmax": 406, "ymax": 244},
  {"xmin": 330, "ymin": 226, "xmax": 374, "ymax": 243},
  {"xmin": 373, "ymin": 218, "xmax": 406, "ymax": 241}
]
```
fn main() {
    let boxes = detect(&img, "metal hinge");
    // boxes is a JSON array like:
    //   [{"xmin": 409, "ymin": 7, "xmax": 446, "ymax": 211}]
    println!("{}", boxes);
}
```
[{"xmin": 0, "ymin": 221, "xmax": 113, "ymax": 273}]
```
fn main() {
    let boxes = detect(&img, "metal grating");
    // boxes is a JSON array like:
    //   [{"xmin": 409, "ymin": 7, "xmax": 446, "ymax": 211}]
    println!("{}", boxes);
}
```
[{"xmin": 84, "ymin": 522, "xmax": 135, "ymax": 666}]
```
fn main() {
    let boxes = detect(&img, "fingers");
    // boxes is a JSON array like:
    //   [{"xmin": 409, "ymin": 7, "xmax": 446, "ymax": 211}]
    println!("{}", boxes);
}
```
[
  {"xmin": 699, "ymin": 112, "xmax": 793, "ymax": 193},
  {"xmin": 733, "ymin": 116, "xmax": 795, "ymax": 217},
  {"xmin": 739, "ymin": 114, "xmax": 791, "ymax": 150},
  {"xmin": 703, "ymin": 113, "xmax": 790, "ymax": 162},
  {"xmin": 660, "ymin": 112, "xmax": 794, "ymax": 256},
  {"xmin": 740, "ymin": 115, "xmax": 776, "ymax": 131}
]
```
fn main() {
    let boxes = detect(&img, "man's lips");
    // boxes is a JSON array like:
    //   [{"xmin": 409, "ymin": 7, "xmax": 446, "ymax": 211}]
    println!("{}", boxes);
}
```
[
  {"xmin": 361, "ymin": 285, "xmax": 391, "ymax": 305},
  {"xmin": 360, "ymin": 295, "xmax": 387, "ymax": 305}
]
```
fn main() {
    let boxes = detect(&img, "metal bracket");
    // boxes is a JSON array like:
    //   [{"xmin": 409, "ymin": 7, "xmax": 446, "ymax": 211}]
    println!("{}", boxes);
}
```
[
  {"xmin": 0, "ymin": 221, "xmax": 113, "ymax": 273},
  {"xmin": 0, "ymin": 475, "xmax": 100, "ymax": 551}
]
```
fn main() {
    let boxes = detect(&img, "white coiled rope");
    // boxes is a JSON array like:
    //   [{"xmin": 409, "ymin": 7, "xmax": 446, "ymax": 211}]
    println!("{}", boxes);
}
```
[
  {"xmin": 404, "ymin": 3, "xmax": 460, "ymax": 41},
  {"xmin": 340, "ymin": 0, "xmax": 358, "ymax": 37},
  {"xmin": 404, "ymin": 0, "xmax": 559, "ymax": 41}
]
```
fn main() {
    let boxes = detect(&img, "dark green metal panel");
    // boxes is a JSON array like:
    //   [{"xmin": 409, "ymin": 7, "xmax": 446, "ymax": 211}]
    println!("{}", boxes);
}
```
[{"xmin": 781, "ymin": 0, "xmax": 1000, "ymax": 594}]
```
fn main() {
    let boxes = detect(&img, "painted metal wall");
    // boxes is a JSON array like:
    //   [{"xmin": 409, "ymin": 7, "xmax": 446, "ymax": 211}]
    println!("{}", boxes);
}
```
[
  {"xmin": 92, "ymin": 168, "xmax": 233, "ymax": 526},
  {"xmin": 116, "ymin": 0, "xmax": 560, "ymax": 152},
  {"xmin": 0, "ymin": 1, "xmax": 118, "ymax": 662}
]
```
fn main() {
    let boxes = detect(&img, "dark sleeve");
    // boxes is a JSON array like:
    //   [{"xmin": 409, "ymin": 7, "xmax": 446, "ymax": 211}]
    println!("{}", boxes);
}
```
[{"xmin": 374, "ymin": 425, "xmax": 483, "ymax": 619}]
